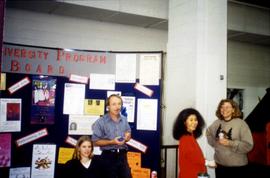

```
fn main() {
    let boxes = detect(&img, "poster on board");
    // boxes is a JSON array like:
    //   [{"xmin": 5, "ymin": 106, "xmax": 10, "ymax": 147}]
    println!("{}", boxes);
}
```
[
  {"xmin": 31, "ymin": 144, "xmax": 56, "ymax": 178},
  {"xmin": 0, "ymin": 98, "xmax": 21, "ymax": 132},
  {"xmin": 31, "ymin": 76, "xmax": 56, "ymax": 124}
]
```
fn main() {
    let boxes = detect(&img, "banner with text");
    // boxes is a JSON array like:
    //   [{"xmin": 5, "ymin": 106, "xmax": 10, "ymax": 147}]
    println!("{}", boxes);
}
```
[{"xmin": 1, "ymin": 44, "xmax": 114, "ymax": 77}]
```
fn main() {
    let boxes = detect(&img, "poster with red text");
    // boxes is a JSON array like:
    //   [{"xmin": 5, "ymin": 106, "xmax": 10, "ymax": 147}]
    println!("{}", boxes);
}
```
[{"xmin": 31, "ymin": 76, "xmax": 56, "ymax": 124}]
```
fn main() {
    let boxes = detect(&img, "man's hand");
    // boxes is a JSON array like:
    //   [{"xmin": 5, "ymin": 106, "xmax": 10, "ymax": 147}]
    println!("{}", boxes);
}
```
[
  {"xmin": 114, "ymin": 136, "xmax": 125, "ymax": 145},
  {"xmin": 124, "ymin": 132, "xmax": 131, "ymax": 142}
]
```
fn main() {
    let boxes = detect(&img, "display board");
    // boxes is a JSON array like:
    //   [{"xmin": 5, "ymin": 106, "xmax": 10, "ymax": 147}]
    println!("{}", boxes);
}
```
[{"xmin": 0, "ymin": 43, "xmax": 162, "ymax": 178}]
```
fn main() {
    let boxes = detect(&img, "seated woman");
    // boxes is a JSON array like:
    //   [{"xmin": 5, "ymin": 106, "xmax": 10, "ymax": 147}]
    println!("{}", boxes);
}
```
[{"xmin": 62, "ymin": 135, "xmax": 100, "ymax": 178}]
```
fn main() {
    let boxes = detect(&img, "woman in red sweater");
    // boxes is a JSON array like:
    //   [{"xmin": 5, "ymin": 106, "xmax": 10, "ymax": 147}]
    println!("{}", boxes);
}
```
[{"xmin": 173, "ymin": 108, "xmax": 207, "ymax": 178}]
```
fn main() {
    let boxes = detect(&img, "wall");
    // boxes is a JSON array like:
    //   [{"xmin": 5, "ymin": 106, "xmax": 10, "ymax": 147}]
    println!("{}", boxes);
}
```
[
  {"xmin": 228, "ymin": 41, "xmax": 270, "ymax": 117},
  {"xmin": 228, "ymin": 2, "xmax": 270, "ymax": 36}
]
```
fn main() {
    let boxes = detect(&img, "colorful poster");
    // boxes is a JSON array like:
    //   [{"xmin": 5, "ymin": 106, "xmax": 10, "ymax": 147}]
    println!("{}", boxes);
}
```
[
  {"xmin": 0, "ymin": 98, "xmax": 21, "ymax": 132},
  {"xmin": 58, "ymin": 147, "xmax": 74, "ymax": 164},
  {"xmin": 0, "ymin": 133, "xmax": 11, "ymax": 167},
  {"xmin": 127, "ymin": 151, "xmax": 141, "ymax": 169},
  {"xmin": 0, "ymin": 73, "xmax": 6, "ymax": 90},
  {"xmin": 31, "ymin": 144, "xmax": 56, "ymax": 178},
  {"xmin": 131, "ymin": 167, "xmax": 150, "ymax": 178},
  {"xmin": 84, "ymin": 99, "xmax": 105, "ymax": 116},
  {"xmin": 31, "ymin": 76, "xmax": 56, "ymax": 124}
]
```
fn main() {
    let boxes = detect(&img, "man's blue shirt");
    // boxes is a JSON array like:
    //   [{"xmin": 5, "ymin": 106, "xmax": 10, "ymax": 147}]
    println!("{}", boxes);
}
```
[{"xmin": 92, "ymin": 113, "xmax": 131, "ymax": 150}]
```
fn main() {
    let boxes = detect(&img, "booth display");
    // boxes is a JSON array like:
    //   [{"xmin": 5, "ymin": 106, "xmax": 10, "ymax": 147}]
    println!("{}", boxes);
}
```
[{"xmin": 0, "ymin": 43, "xmax": 163, "ymax": 178}]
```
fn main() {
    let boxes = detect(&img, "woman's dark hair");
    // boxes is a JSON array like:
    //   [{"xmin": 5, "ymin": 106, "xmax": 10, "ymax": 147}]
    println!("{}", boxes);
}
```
[
  {"xmin": 173, "ymin": 108, "xmax": 205, "ymax": 140},
  {"xmin": 215, "ymin": 99, "xmax": 242, "ymax": 120}
]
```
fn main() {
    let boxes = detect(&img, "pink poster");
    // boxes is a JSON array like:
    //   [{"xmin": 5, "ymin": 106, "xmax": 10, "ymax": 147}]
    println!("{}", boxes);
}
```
[{"xmin": 0, "ymin": 133, "xmax": 11, "ymax": 167}]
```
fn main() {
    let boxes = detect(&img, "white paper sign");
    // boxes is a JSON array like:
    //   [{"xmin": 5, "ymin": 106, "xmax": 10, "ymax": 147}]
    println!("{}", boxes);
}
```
[
  {"xmin": 68, "ymin": 115, "xmax": 99, "ymax": 135},
  {"xmin": 126, "ymin": 138, "xmax": 148, "ymax": 153},
  {"xmin": 65, "ymin": 136, "xmax": 77, "ymax": 146},
  {"xmin": 89, "ymin": 73, "xmax": 115, "ymax": 90},
  {"xmin": 139, "ymin": 54, "xmax": 160, "ymax": 85},
  {"xmin": 16, "ymin": 128, "xmax": 48, "ymax": 147},
  {"xmin": 69, "ymin": 74, "xmax": 88, "ymax": 84},
  {"xmin": 9, "ymin": 167, "xmax": 31, "ymax": 178},
  {"xmin": 8, "ymin": 77, "xmax": 31, "ymax": 94},
  {"xmin": 122, "ymin": 96, "xmax": 135, "ymax": 123},
  {"xmin": 115, "ymin": 54, "xmax": 136, "ymax": 83},
  {"xmin": 63, "ymin": 83, "xmax": 85, "ymax": 115},
  {"xmin": 136, "ymin": 99, "xmax": 158, "ymax": 131},
  {"xmin": 107, "ymin": 91, "xmax": 122, "ymax": 97},
  {"xmin": 31, "ymin": 144, "xmax": 56, "ymax": 178},
  {"xmin": 134, "ymin": 83, "xmax": 153, "ymax": 97}
]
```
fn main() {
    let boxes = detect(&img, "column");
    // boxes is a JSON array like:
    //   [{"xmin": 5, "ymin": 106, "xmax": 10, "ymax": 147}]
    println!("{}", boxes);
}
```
[{"xmin": 164, "ymin": 0, "xmax": 227, "ymax": 177}]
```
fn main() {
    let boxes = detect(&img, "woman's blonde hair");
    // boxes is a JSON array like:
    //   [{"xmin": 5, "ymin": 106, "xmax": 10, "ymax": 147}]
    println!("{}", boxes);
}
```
[
  {"xmin": 216, "ymin": 99, "xmax": 242, "ymax": 120},
  {"xmin": 72, "ymin": 136, "xmax": 93, "ymax": 160}
]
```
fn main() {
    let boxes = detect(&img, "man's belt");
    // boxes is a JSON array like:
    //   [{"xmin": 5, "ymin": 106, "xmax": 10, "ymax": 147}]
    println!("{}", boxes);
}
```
[{"xmin": 102, "ymin": 149, "xmax": 127, "ymax": 153}]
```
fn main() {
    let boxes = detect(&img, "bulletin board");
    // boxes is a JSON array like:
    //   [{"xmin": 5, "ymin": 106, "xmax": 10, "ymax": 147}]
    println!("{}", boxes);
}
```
[{"xmin": 0, "ymin": 42, "xmax": 163, "ymax": 178}]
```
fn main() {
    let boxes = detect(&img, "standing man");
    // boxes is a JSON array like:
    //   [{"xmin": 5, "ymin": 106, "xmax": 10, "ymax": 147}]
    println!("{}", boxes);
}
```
[{"xmin": 92, "ymin": 94, "xmax": 132, "ymax": 178}]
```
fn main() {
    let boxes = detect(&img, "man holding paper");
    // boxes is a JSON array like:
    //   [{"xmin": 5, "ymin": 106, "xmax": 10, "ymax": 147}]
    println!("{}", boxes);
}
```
[{"xmin": 92, "ymin": 94, "xmax": 132, "ymax": 178}]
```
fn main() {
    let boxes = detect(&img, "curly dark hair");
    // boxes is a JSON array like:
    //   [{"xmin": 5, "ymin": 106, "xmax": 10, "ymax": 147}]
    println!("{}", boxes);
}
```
[
  {"xmin": 173, "ymin": 108, "xmax": 205, "ymax": 140},
  {"xmin": 215, "ymin": 99, "xmax": 242, "ymax": 120}
]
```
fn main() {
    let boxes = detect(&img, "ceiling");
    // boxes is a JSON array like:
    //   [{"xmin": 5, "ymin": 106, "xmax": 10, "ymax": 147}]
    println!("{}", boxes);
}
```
[
  {"xmin": 233, "ymin": 0, "xmax": 270, "ymax": 9},
  {"xmin": 5, "ymin": 0, "xmax": 169, "ymax": 30},
  {"xmin": 5, "ymin": 0, "xmax": 270, "ymax": 46},
  {"xmin": 228, "ymin": 0, "xmax": 270, "ymax": 46}
]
